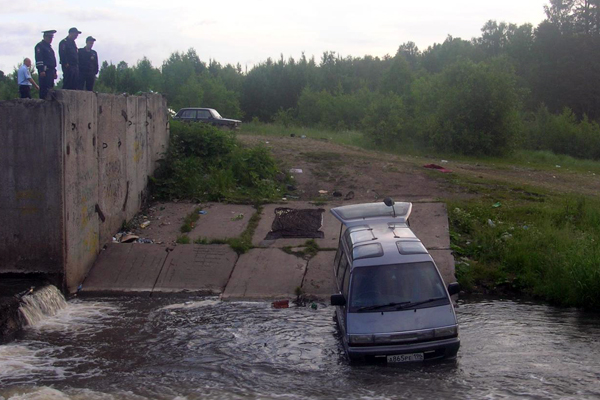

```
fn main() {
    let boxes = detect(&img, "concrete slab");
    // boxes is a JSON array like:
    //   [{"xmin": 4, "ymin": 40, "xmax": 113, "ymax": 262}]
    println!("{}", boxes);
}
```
[
  {"xmin": 191, "ymin": 203, "xmax": 256, "ymax": 241},
  {"xmin": 410, "ymin": 202, "xmax": 451, "ymax": 250},
  {"xmin": 222, "ymin": 248, "xmax": 307, "ymax": 301},
  {"xmin": 302, "ymin": 251, "xmax": 336, "ymax": 299},
  {"xmin": 430, "ymin": 249, "xmax": 456, "ymax": 286},
  {"xmin": 153, "ymin": 245, "xmax": 237, "ymax": 294},
  {"xmin": 252, "ymin": 202, "xmax": 342, "ymax": 249},
  {"xmin": 81, "ymin": 243, "xmax": 168, "ymax": 294}
]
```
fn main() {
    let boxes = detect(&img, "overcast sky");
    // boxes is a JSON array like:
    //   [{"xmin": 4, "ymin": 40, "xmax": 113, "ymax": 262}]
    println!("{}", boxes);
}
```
[{"xmin": 0, "ymin": 0, "xmax": 548, "ymax": 74}]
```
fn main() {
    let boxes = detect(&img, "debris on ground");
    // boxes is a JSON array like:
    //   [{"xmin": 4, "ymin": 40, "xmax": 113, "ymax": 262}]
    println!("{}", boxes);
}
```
[
  {"xmin": 289, "ymin": 168, "xmax": 303, "ymax": 174},
  {"xmin": 140, "ymin": 221, "xmax": 151, "ymax": 228},
  {"xmin": 231, "ymin": 213, "xmax": 244, "ymax": 221},
  {"xmin": 318, "ymin": 190, "xmax": 328, "ymax": 194},
  {"xmin": 424, "ymin": 164, "xmax": 453, "ymax": 173},
  {"xmin": 272, "ymin": 299, "xmax": 289, "ymax": 309}
]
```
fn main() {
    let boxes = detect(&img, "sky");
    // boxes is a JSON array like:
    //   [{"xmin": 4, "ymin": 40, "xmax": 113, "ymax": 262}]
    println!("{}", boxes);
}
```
[{"xmin": 0, "ymin": 0, "xmax": 548, "ymax": 75}]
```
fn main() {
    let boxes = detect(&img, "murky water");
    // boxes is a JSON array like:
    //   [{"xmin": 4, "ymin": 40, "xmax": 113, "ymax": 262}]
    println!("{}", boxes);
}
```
[{"xmin": 1, "ymin": 296, "xmax": 599, "ymax": 400}]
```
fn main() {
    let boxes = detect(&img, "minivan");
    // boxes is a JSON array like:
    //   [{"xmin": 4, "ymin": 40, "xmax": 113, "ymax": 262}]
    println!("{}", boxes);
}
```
[{"xmin": 330, "ymin": 199, "xmax": 460, "ymax": 363}]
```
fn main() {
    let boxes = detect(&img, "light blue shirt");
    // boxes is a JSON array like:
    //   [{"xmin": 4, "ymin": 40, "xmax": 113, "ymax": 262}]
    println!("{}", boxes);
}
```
[{"xmin": 18, "ymin": 64, "xmax": 32, "ymax": 86}]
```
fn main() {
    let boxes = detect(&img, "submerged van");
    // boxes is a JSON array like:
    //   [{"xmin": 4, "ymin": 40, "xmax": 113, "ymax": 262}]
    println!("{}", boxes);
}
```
[{"xmin": 330, "ymin": 199, "xmax": 460, "ymax": 363}]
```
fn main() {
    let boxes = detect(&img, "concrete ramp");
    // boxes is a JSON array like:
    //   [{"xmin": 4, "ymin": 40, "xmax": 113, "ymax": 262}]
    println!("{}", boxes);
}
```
[
  {"xmin": 154, "ymin": 245, "xmax": 237, "ymax": 295},
  {"xmin": 82, "ymin": 244, "xmax": 168, "ymax": 294},
  {"xmin": 82, "ymin": 244, "xmax": 237, "ymax": 295},
  {"xmin": 221, "ymin": 248, "xmax": 307, "ymax": 301}
]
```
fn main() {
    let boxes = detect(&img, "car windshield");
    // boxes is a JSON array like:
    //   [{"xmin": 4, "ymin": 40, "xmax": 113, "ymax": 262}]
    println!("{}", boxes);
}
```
[
  {"xmin": 349, "ymin": 262, "xmax": 448, "ymax": 312},
  {"xmin": 210, "ymin": 109, "xmax": 222, "ymax": 119}
]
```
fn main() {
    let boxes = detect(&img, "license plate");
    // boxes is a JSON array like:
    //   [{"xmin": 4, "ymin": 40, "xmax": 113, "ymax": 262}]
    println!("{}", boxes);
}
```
[{"xmin": 387, "ymin": 353, "xmax": 424, "ymax": 363}]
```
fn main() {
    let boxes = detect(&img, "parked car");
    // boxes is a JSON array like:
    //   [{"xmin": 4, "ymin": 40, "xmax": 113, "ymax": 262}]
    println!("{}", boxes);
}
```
[
  {"xmin": 330, "ymin": 199, "xmax": 460, "ymax": 363},
  {"xmin": 172, "ymin": 108, "xmax": 241, "ymax": 129}
]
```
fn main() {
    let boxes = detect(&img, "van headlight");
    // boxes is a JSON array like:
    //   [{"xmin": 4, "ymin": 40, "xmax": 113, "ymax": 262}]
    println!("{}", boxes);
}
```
[
  {"xmin": 348, "ymin": 334, "xmax": 374, "ymax": 344},
  {"xmin": 434, "ymin": 325, "xmax": 458, "ymax": 338}
]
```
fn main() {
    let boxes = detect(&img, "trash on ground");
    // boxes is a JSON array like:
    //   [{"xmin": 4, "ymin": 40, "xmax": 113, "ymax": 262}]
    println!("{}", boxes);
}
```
[
  {"xmin": 136, "ymin": 238, "xmax": 154, "ymax": 244},
  {"xmin": 140, "ymin": 221, "xmax": 151, "ymax": 228},
  {"xmin": 318, "ymin": 190, "xmax": 328, "ymax": 194},
  {"xmin": 120, "ymin": 234, "xmax": 140, "ymax": 243},
  {"xmin": 310, "ymin": 303, "xmax": 318, "ymax": 310},
  {"xmin": 492, "ymin": 202, "xmax": 501, "ymax": 208},
  {"xmin": 441, "ymin": 160, "xmax": 449, "ymax": 163},
  {"xmin": 289, "ymin": 168, "xmax": 303, "ymax": 174},
  {"xmin": 424, "ymin": 164, "xmax": 452, "ymax": 173},
  {"xmin": 556, "ymin": 165, "xmax": 561, "ymax": 168},
  {"xmin": 487, "ymin": 219, "xmax": 496, "ymax": 228},
  {"xmin": 301, "ymin": 135, "xmax": 307, "ymax": 138},
  {"xmin": 198, "ymin": 210, "xmax": 207, "ymax": 215},
  {"xmin": 272, "ymin": 299, "xmax": 289, "ymax": 309}
]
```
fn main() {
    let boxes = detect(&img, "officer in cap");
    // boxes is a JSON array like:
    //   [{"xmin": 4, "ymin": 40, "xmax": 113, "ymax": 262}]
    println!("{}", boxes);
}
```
[
  {"xmin": 59, "ymin": 27, "xmax": 81, "ymax": 90},
  {"xmin": 78, "ymin": 36, "xmax": 99, "ymax": 91},
  {"xmin": 35, "ymin": 30, "xmax": 57, "ymax": 99}
]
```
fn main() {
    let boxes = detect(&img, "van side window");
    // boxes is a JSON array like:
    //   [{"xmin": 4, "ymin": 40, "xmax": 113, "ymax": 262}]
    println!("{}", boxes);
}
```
[
  {"xmin": 337, "ymin": 256, "xmax": 348, "ymax": 289},
  {"xmin": 334, "ymin": 246, "xmax": 342, "ymax": 271},
  {"xmin": 342, "ymin": 266, "xmax": 351, "ymax": 298}
]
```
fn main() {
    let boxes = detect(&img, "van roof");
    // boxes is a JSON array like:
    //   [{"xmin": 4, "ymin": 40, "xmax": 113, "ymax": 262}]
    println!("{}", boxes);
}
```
[{"xmin": 332, "ymin": 202, "xmax": 433, "ymax": 268}]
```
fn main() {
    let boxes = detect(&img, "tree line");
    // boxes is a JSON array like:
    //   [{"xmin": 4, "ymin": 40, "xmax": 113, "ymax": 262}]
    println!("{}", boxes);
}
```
[{"xmin": 1, "ymin": 0, "xmax": 599, "ymax": 159}]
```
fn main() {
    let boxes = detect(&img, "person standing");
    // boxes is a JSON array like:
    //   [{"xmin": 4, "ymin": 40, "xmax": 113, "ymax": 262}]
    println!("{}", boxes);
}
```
[
  {"xmin": 35, "ymin": 30, "xmax": 57, "ymax": 99},
  {"xmin": 59, "ymin": 27, "xmax": 81, "ymax": 90},
  {"xmin": 78, "ymin": 36, "xmax": 98, "ymax": 91},
  {"xmin": 17, "ymin": 58, "xmax": 40, "ymax": 99}
]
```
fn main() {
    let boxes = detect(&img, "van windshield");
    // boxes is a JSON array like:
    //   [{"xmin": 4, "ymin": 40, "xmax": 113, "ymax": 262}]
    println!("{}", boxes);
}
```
[{"xmin": 349, "ymin": 262, "xmax": 448, "ymax": 312}]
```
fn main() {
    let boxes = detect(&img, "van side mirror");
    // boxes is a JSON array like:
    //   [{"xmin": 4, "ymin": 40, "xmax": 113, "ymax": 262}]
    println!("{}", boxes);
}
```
[
  {"xmin": 331, "ymin": 294, "xmax": 346, "ymax": 306},
  {"xmin": 447, "ymin": 282, "xmax": 460, "ymax": 296}
]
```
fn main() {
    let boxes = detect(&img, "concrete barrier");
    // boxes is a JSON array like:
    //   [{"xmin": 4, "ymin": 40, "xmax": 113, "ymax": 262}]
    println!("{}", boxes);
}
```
[{"xmin": 0, "ymin": 91, "xmax": 169, "ymax": 293}]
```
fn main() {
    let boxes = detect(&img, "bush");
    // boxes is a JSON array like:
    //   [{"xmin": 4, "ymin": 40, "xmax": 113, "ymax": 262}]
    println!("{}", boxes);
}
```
[
  {"xmin": 413, "ymin": 58, "xmax": 523, "ymax": 156},
  {"xmin": 524, "ymin": 106, "xmax": 600, "ymax": 160},
  {"xmin": 151, "ymin": 121, "xmax": 283, "ymax": 202}
]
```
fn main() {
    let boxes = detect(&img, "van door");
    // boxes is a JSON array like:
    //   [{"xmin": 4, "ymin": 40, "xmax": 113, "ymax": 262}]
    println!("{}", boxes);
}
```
[{"xmin": 336, "ymin": 255, "xmax": 350, "ymax": 337}]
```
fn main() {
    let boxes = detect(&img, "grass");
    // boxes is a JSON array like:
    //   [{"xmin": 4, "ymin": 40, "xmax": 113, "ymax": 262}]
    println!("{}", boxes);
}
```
[
  {"xmin": 448, "ymin": 193, "xmax": 600, "ymax": 309},
  {"xmin": 239, "ymin": 121, "xmax": 367, "ymax": 147},
  {"xmin": 180, "ymin": 207, "xmax": 202, "ymax": 233}
]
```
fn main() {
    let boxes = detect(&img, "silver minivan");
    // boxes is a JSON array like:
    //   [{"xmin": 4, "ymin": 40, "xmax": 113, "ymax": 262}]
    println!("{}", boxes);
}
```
[{"xmin": 330, "ymin": 200, "xmax": 460, "ymax": 363}]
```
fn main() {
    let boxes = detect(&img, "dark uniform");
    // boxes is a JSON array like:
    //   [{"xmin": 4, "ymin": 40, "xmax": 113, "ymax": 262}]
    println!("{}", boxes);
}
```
[
  {"xmin": 59, "ymin": 30, "xmax": 80, "ymax": 90},
  {"xmin": 35, "ymin": 30, "xmax": 57, "ymax": 100},
  {"xmin": 78, "ymin": 40, "xmax": 98, "ymax": 91}
]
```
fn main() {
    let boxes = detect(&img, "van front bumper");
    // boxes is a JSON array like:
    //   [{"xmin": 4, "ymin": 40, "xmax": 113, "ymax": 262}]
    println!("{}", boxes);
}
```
[{"xmin": 347, "ymin": 337, "xmax": 460, "ymax": 361}]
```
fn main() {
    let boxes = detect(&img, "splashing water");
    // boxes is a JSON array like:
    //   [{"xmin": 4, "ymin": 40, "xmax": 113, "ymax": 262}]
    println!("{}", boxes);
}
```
[{"xmin": 18, "ymin": 286, "xmax": 68, "ymax": 327}]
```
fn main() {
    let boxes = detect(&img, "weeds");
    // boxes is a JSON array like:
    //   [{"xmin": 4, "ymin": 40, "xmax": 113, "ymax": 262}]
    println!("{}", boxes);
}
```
[
  {"xmin": 180, "ymin": 207, "xmax": 202, "ymax": 233},
  {"xmin": 448, "ymin": 194, "xmax": 600, "ymax": 309},
  {"xmin": 176, "ymin": 235, "xmax": 191, "ymax": 244},
  {"xmin": 151, "ymin": 121, "xmax": 285, "ymax": 203}
]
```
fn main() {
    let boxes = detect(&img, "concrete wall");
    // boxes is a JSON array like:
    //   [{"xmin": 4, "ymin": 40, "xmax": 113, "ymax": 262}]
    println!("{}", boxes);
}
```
[{"xmin": 0, "ymin": 91, "xmax": 169, "ymax": 292}]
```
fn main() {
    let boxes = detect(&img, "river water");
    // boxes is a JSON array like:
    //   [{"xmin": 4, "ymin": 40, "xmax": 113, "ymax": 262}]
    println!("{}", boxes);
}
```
[{"xmin": 1, "ymin": 296, "xmax": 599, "ymax": 400}]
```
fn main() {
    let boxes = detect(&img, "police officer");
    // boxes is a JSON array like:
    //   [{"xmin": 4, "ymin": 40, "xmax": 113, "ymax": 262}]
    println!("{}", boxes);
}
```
[
  {"xmin": 35, "ymin": 30, "xmax": 57, "ymax": 99},
  {"xmin": 59, "ymin": 27, "xmax": 81, "ymax": 90},
  {"xmin": 78, "ymin": 36, "xmax": 98, "ymax": 91}
]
